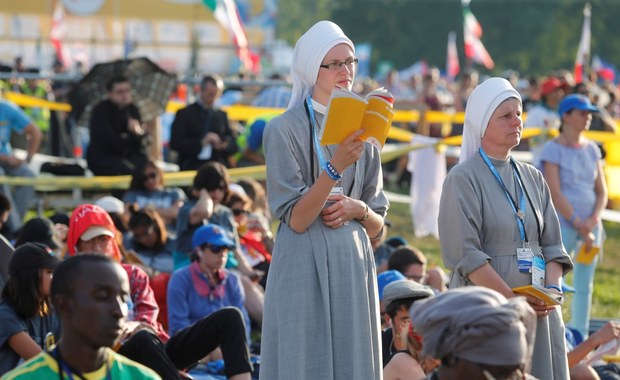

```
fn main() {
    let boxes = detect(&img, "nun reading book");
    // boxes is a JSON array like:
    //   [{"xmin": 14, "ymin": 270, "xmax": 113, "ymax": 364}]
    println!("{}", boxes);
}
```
[{"xmin": 260, "ymin": 20, "xmax": 389, "ymax": 380}]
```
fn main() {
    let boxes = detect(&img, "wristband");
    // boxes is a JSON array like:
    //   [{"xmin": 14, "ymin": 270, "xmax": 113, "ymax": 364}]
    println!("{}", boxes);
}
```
[
  {"xmin": 568, "ymin": 212, "xmax": 577, "ymax": 224},
  {"xmin": 546, "ymin": 284, "xmax": 562, "ymax": 293},
  {"xmin": 323, "ymin": 161, "xmax": 342, "ymax": 181}
]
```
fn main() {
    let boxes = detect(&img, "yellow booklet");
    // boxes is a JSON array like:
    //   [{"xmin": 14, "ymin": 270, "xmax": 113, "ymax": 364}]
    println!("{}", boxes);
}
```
[
  {"xmin": 575, "ymin": 243, "xmax": 600, "ymax": 265},
  {"xmin": 512, "ymin": 285, "xmax": 564, "ymax": 306},
  {"xmin": 319, "ymin": 86, "xmax": 395, "ymax": 149}
]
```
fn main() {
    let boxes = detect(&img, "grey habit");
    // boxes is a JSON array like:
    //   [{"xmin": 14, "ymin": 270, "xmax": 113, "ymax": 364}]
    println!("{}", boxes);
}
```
[
  {"xmin": 438, "ymin": 153, "xmax": 573, "ymax": 380},
  {"xmin": 260, "ymin": 102, "xmax": 389, "ymax": 379}
]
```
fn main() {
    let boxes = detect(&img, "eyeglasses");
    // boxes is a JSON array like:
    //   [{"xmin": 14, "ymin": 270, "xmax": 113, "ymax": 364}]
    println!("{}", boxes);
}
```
[
  {"xmin": 143, "ymin": 172, "xmax": 157, "ymax": 181},
  {"xmin": 320, "ymin": 58, "xmax": 359, "ymax": 71},
  {"xmin": 200, "ymin": 244, "xmax": 228, "ymax": 254},
  {"xmin": 232, "ymin": 209, "xmax": 249, "ymax": 216}
]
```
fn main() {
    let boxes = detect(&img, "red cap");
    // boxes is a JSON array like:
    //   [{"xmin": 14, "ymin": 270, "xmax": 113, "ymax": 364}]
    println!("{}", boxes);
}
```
[{"xmin": 541, "ymin": 77, "xmax": 562, "ymax": 96}]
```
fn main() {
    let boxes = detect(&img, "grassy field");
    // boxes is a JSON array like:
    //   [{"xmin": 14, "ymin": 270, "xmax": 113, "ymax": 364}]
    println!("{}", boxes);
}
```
[{"xmin": 385, "ymin": 193, "xmax": 620, "ymax": 320}]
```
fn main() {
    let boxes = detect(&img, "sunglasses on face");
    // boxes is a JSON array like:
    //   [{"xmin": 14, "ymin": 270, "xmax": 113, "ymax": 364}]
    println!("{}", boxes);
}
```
[
  {"xmin": 200, "ymin": 244, "xmax": 228, "ymax": 254},
  {"xmin": 232, "ymin": 209, "xmax": 249, "ymax": 216}
]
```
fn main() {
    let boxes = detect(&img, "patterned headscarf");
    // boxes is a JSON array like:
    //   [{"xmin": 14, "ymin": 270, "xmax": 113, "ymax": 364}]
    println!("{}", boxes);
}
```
[
  {"xmin": 287, "ymin": 20, "xmax": 354, "ymax": 109},
  {"xmin": 410, "ymin": 286, "xmax": 536, "ymax": 367},
  {"xmin": 460, "ymin": 77, "xmax": 522, "ymax": 163}
]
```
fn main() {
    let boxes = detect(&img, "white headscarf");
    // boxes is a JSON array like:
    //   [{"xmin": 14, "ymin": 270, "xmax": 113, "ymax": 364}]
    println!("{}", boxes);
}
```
[
  {"xmin": 287, "ymin": 20, "xmax": 354, "ymax": 110},
  {"xmin": 459, "ymin": 77, "xmax": 522, "ymax": 163}
]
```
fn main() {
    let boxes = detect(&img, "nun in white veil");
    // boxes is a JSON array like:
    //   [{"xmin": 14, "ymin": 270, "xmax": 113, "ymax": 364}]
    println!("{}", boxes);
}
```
[
  {"xmin": 438, "ymin": 77, "xmax": 572, "ymax": 379},
  {"xmin": 260, "ymin": 21, "xmax": 389, "ymax": 379}
]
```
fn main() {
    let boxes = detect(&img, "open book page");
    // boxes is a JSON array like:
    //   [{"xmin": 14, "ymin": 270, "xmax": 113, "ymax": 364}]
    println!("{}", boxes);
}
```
[
  {"xmin": 586, "ymin": 337, "xmax": 620, "ymax": 365},
  {"xmin": 512, "ymin": 285, "xmax": 564, "ymax": 306},
  {"xmin": 320, "ymin": 87, "xmax": 394, "ymax": 148}
]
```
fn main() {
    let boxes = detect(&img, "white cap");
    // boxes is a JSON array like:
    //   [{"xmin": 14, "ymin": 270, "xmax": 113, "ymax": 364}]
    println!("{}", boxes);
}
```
[
  {"xmin": 228, "ymin": 183, "xmax": 247, "ymax": 197},
  {"xmin": 80, "ymin": 226, "xmax": 115, "ymax": 241},
  {"xmin": 95, "ymin": 196, "xmax": 125, "ymax": 214}
]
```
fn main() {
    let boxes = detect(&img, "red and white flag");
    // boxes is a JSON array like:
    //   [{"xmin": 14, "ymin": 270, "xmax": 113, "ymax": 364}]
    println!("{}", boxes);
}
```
[
  {"xmin": 446, "ymin": 31, "xmax": 460, "ymax": 80},
  {"xmin": 206, "ymin": 0, "xmax": 260, "ymax": 74},
  {"xmin": 462, "ymin": 0, "xmax": 494, "ymax": 69},
  {"xmin": 574, "ymin": 3, "xmax": 591, "ymax": 84},
  {"xmin": 50, "ymin": 0, "xmax": 66, "ymax": 63}
]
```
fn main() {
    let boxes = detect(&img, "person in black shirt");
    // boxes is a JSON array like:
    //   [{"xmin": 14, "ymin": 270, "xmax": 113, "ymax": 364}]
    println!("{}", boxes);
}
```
[{"xmin": 86, "ymin": 75, "xmax": 149, "ymax": 176}]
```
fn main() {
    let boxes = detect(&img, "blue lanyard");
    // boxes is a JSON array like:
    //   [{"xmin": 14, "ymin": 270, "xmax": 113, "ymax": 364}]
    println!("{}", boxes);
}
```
[
  {"xmin": 53, "ymin": 347, "xmax": 112, "ymax": 380},
  {"xmin": 479, "ymin": 148, "xmax": 528, "ymax": 242},
  {"xmin": 305, "ymin": 96, "xmax": 327, "ymax": 169}
]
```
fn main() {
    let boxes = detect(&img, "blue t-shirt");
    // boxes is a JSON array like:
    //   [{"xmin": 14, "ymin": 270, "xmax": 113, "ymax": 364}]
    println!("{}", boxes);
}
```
[
  {"xmin": 0, "ymin": 100, "xmax": 31, "ymax": 155},
  {"xmin": 538, "ymin": 139, "xmax": 602, "ymax": 227},
  {"xmin": 0, "ymin": 302, "xmax": 59, "ymax": 375},
  {"xmin": 166, "ymin": 266, "xmax": 250, "ymax": 338}
]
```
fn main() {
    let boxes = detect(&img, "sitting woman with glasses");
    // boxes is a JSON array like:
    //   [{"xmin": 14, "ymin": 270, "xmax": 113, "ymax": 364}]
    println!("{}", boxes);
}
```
[
  {"xmin": 123, "ymin": 160, "xmax": 186, "ymax": 230},
  {"xmin": 260, "ymin": 20, "xmax": 389, "ymax": 379},
  {"xmin": 167, "ymin": 223, "xmax": 250, "ymax": 340},
  {"xmin": 127, "ymin": 207, "xmax": 176, "ymax": 274}
]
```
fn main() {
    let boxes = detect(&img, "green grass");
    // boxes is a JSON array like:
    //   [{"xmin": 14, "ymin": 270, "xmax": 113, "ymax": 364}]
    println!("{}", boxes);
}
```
[{"xmin": 384, "ymin": 188, "xmax": 620, "ymax": 320}]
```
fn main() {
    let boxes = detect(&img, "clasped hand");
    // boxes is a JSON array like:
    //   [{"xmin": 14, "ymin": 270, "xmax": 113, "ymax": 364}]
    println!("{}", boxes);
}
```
[{"xmin": 320, "ymin": 194, "xmax": 363, "ymax": 229}]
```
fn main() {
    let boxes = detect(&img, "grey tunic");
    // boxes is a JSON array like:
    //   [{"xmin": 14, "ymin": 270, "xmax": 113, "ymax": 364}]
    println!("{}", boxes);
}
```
[
  {"xmin": 260, "ymin": 103, "xmax": 389, "ymax": 380},
  {"xmin": 438, "ymin": 153, "xmax": 573, "ymax": 380}
]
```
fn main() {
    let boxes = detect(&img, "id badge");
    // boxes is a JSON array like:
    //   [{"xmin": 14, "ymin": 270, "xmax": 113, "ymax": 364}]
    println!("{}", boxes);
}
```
[
  {"xmin": 517, "ymin": 246, "xmax": 533, "ymax": 273},
  {"xmin": 532, "ymin": 255, "xmax": 546, "ymax": 287}
]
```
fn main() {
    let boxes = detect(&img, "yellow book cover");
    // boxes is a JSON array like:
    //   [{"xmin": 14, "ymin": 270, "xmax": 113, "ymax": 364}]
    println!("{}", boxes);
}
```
[
  {"xmin": 512, "ymin": 285, "xmax": 564, "ymax": 306},
  {"xmin": 575, "ymin": 243, "xmax": 600, "ymax": 265},
  {"xmin": 319, "ymin": 87, "xmax": 395, "ymax": 149}
]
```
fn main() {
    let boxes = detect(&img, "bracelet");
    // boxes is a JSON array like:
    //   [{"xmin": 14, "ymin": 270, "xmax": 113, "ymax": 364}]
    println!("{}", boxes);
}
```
[
  {"xmin": 323, "ymin": 161, "xmax": 342, "ymax": 181},
  {"xmin": 546, "ymin": 285, "xmax": 562, "ymax": 293},
  {"xmin": 356, "ymin": 204, "xmax": 370, "ymax": 222},
  {"xmin": 369, "ymin": 225, "xmax": 385, "ymax": 241},
  {"xmin": 568, "ymin": 212, "xmax": 577, "ymax": 224}
]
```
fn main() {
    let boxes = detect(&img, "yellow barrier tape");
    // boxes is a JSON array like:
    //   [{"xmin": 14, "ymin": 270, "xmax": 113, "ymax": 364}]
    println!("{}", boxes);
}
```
[
  {"xmin": 5, "ymin": 92, "xmax": 72, "ymax": 112},
  {"xmin": 7, "ymin": 91, "xmax": 620, "ymax": 136},
  {"xmin": 0, "ymin": 165, "xmax": 268, "ymax": 190}
]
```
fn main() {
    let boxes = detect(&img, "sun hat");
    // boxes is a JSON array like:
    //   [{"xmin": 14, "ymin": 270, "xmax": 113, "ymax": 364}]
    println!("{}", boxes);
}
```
[
  {"xmin": 558, "ymin": 94, "xmax": 599, "ymax": 116},
  {"xmin": 377, "ymin": 270, "xmax": 406, "ymax": 300},
  {"xmin": 541, "ymin": 77, "xmax": 562, "ymax": 96},
  {"xmin": 382, "ymin": 279, "xmax": 434, "ymax": 308},
  {"xmin": 95, "ymin": 196, "xmax": 125, "ymax": 215},
  {"xmin": 9, "ymin": 242, "xmax": 61, "ymax": 276},
  {"xmin": 192, "ymin": 224, "xmax": 236, "ymax": 250}
]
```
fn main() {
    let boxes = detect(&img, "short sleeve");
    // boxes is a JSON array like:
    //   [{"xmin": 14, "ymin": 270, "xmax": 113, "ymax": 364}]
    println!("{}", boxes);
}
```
[
  {"xmin": 0, "ymin": 303, "xmax": 26, "ymax": 347},
  {"xmin": 3, "ymin": 101, "xmax": 31, "ymax": 132},
  {"xmin": 538, "ymin": 141, "xmax": 562, "ymax": 167}
]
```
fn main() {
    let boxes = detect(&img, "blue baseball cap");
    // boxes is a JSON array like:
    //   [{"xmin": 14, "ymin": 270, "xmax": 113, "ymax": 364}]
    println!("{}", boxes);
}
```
[
  {"xmin": 192, "ymin": 224, "xmax": 236, "ymax": 250},
  {"xmin": 558, "ymin": 94, "xmax": 599, "ymax": 116},
  {"xmin": 377, "ymin": 270, "xmax": 406, "ymax": 300}
]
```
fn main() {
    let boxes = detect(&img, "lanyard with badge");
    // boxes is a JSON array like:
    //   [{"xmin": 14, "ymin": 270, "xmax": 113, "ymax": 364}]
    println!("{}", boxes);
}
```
[
  {"xmin": 304, "ymin": 96, "xmax": 344, "ymax": 202},
  {"xmin": 479, "ymin": 148, "xmax": 545, "ymax": 287}
]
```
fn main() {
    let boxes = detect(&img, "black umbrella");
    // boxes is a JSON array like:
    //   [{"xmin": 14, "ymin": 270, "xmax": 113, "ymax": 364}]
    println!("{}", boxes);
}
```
[{"xmin": 68, "ymin": 57, "xmax": 177, "ymax": 125}]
